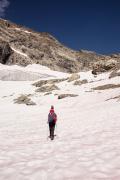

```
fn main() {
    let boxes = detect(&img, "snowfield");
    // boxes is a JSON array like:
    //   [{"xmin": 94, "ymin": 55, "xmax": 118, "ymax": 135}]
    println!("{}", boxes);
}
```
[
  {"xmin": 0, "ymin": 64, "xmax": 67, "ymax": 81},
  {"xmin": 0, "ymin": 64, "xmax": 120, "ymax": 180}
]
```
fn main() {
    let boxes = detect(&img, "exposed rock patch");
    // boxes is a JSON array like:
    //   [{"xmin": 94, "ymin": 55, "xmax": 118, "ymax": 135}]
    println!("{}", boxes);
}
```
[
  {"xmin": 0, "ymin": 40, "xmax": 13, "ymax": 64},
  {"xmin": 92, "ymin": 60, "xmax": 118, "ymax": 74},
  {"xmin": 106, "ymin": 95, "xmax": 120, "ymax": 101},
  {"xmin": 33, "ymin": 78, "xmax": 68, "ymax": 87},
  {"xmin": 74, "ymin": 79, "xmax": 88, "ymax": 85},
  {"xmin": 44, "ymin": 92, "xmax": 52, "ymax": 96},
  {"xmin": 93, "ymin": 84, "xmax": 120, "ymax": 90},
  {"xmin": 36, "ymin": 84, "xmax": 59, "ymax": 93},
  {"xmin": 14, "ymin": 95, "xmax": 36, "ymax": 105},
  {"xmin": 58, "ymin": 94, "xmax": 78, "ymax": 99}
]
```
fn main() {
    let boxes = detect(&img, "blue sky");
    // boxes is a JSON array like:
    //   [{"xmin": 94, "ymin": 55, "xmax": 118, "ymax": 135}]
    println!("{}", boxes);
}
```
[{"xmin": 1, "ymin": 0, "xmax": 120, "ymax": 54}]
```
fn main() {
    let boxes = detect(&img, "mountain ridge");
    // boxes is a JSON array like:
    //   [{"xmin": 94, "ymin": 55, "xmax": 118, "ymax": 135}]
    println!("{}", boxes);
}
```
[{"xmin": 0, "ymin": 18, "xmax": 120, "ymax": 73}]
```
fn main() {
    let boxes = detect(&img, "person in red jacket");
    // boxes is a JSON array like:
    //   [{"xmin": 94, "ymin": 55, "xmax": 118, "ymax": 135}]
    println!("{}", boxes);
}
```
[{"xmin": 48, "ymin": 105, "xmax": 57, "ymax": 140}]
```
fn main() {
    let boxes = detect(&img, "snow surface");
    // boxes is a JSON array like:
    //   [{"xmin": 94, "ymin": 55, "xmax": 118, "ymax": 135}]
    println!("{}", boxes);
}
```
[
  {"xmin": 0, "ymin": 64, "xmax": 120, "ymax": 180},
  {"xmin": 0, "ymin": 64, "xmax": 68, "ymax": 81},
  {"xmin": 11, "ymin": 27, "xmax": 31, "ymax": 34},
  {"xmin": 11, "ymin": 47, "xmax": 28, "ymax": 57}
]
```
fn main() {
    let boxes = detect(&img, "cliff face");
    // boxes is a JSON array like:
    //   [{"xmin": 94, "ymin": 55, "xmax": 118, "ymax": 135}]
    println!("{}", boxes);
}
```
[{"xmin": 0, "ymin": 18, "xmax": 120, "ymax": 73}]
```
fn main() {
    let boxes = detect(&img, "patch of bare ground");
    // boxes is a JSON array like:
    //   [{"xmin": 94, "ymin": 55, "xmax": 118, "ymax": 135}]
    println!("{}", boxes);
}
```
[
  {"xmin": 33, "ymin": 78, "xmax": 68, "ymax": 87},
  {"xmin": 106, "ymin": 95, "xmax": 120, "ymax": 101},
  {"xmin": 14, "ymin": 94, "xmax": 36, "ymax": 105},
  {"xmin": 58, "ymin": 94, "xmax": 78, "ymax": 99},
  {"xmin": 93, "ymin": 84, "xmax": 120, "ymax": 90}
]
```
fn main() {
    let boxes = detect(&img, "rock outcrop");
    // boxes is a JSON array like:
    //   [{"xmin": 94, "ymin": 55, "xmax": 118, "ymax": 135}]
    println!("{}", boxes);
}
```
[
  {"xmin": 36, "ymin": 84, "xmax": 59, "ymax": 93},
  {"xmin": 0, "ymin": 39, "xmax": 13, "ymax": 64},
  {"xmin": 58, "ymin": 94, "xmax": 78, "ymax": 99},
  {"xmin": 74, "ymin": 79, "xmax": 88, "ymax": 85},
  {"xmin": 93, "ymin": 84, "xmax": 120, "ymax": 90},
  {"xmin": 92, "ymin": 59, "xmax": 119, "ymax": 74},
  {"xmin": 33, "ymin": 78, "xmax": 68, "ymax": 87},
  {"xmin": 14, "ymin": 95, "xmax": 36, "ymax": 105}
]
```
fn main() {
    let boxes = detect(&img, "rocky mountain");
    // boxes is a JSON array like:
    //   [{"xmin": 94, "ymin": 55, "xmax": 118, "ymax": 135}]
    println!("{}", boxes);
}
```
[{"xmin": 0, "ymin": 18, "xmax": 120, "ymax": 73}]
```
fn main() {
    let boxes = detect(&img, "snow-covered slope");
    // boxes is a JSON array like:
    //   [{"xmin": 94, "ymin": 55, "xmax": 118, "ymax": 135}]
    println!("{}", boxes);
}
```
[
  {"xmin": 0, "ymin": 64, "xmax": 120, "ymax": 180},
  {"xmin": 0, "ymin": 64, "xmax": 68, "ymax": 81}
]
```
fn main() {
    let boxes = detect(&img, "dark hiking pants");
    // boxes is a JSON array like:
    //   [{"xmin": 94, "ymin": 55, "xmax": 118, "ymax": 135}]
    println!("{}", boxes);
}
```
[{"xmin": 49, "ymin": 122, "xmax": 55, "ymax": 138}]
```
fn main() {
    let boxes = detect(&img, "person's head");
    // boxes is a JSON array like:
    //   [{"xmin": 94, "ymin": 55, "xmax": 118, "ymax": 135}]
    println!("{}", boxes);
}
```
[
  {"xmin": 50, "ymin": 105, "xmax": 54, "ymax": 114},
  {"xmin": 51, "ymin": 105, "xmax": 54, "ymax": 109}
]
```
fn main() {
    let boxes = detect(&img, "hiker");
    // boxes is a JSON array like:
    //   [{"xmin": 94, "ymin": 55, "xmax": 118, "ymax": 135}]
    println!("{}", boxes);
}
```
[{"xmin": 48, "ymin": 105, "xmax": 57, "ymax": 140}]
